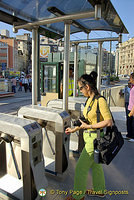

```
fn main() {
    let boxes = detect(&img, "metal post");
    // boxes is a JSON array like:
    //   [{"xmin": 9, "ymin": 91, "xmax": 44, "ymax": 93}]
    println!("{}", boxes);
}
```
[
  {"xmin": 63, "ymin": 22, "xmax": 71, "ymax": 111},
  {"xmin": 73, "ymin": 44, "xmax": 78, "ymax": 97},
  {"xmin": 109, "ymin": 40, "xmax": 112, "ymax": 76},
  {"xmin": 87, "ymin": 33, "xmax": 89, "ymax": 48},
  {"xmin": 116, "ymin": 45, "xmax": 119, "ymax": 77},
  {"xmin": 32, "ymin": 28, "xmax": 38, "ymax": 105},
  {"xmin": 37, "ymin": 32, "xmax": 40, "ymax": 101},
  {"xmin": 97, "ymin": 42, "xmax": 103, "ymax": 92}
]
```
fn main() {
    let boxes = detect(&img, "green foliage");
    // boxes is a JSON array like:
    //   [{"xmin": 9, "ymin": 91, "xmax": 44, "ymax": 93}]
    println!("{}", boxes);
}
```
[{"xmin": 110, "ymin": 76, "xmax": 119, "ymax": 81}]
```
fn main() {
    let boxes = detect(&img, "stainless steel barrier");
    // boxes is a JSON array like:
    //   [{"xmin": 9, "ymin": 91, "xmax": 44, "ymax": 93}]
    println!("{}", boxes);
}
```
[
  {"xmin": 0, "ymin": 113, "xmax": 47, "ymax": 200},
  {"xmin": 47, "ymin": 97, "xmax": 86, "ymax": 154},
  {"xmin": 18, "ymin": 105, "xmax": 71, "ymax": 175}
]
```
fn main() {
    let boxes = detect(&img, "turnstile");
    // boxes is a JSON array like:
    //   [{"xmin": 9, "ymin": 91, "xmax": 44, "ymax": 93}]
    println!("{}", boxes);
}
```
[
  {"xmin": 18, "ymin": 105, "xmax": 71, "ymax": 175},
  {"xmin": 0, "ymin": 113, "xmax": 47, "ymax": 200},
  {"xmin": 47, "ymin": 97, "xmax": 87, "ymax": 154}
]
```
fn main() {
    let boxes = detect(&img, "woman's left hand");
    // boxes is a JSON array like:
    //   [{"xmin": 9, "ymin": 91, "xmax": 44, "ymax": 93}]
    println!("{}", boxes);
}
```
[{"xmin": 79, "ymin": 119, "xmax": 90, "ymax": 129}]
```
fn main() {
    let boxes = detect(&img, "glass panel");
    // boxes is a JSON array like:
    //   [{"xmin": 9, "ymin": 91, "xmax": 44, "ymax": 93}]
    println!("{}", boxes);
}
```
[
  {"xmin": 0, "ymin": 0, "xmax": 128, "ymax": 36},
  {"xmin": 44, "ymin": 65, "xmax": 56, "ymax": 93}
]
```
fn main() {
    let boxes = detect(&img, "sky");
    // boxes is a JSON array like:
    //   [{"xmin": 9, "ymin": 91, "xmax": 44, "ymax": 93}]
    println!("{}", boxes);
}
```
[{"xmin": 0, "ymin": 0, "xmax": 133, "ymax": 51}]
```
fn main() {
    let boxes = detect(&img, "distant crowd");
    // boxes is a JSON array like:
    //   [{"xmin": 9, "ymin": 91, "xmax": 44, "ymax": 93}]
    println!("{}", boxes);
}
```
[
  {"xmin": 3, "ymin": 75, "xmax": 32, "ymax": 93},
  {"xmin": 11, "ymin": 75, "xmax": 32, "ymax": 93}
]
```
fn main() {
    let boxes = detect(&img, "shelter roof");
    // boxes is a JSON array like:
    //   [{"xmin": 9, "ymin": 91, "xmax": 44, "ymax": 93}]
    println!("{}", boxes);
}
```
[{"xmin": 0, "ymin": 0, "xmax": 128, "ymax": 39}]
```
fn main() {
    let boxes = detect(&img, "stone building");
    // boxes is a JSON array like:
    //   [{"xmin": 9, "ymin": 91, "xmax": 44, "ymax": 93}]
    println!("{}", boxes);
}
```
[{"xmin": 119, "ymin": 37, "xmax": 134, "ymax": 75}]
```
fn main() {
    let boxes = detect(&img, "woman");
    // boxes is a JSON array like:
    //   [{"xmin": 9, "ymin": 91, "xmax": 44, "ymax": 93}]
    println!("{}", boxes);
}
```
[
  {"xmin": 127, "ymin": 73, "xmax": 134, "ymax": 141},
  {"xmin": 65, "ymin": 73, "xmax": 113, "ymax": 200}
]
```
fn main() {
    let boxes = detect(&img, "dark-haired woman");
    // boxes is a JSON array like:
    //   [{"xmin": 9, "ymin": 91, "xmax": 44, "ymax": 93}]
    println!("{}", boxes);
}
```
[{"xmin": 65, "ymin": 74, "xmax": 113, "ymax": 200}]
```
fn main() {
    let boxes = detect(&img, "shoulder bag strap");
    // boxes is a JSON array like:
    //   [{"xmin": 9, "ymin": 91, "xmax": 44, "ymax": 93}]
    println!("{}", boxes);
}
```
[
  {"xmin": 96, "ymin": 96, "xmax": 115, "ymax": 140},
  {"xmin": 99, "ymin": 96, "xmax": 115, "ymax": 124},
  {"xmin": 86, "ymin": 95, "xmax": 96, "ymax": 115},
  {"xmin": 96, "ymin": 97, "xmax": 101, "ymax": 140}
]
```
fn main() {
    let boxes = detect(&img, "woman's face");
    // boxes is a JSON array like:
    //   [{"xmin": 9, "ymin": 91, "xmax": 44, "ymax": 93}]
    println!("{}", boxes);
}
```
[
  {"xmin": 130, "ymin": 76, "xmax": 134, "ymax": 84},
  {"xmin": 78, "ymin": 82, "xmax": 91, "ymax": 97}
]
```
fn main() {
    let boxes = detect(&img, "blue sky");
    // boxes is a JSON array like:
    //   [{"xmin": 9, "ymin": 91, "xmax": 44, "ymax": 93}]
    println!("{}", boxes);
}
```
[{"xmin": 0, "ymin": 0, "xmax": 133, "ymax": 51}]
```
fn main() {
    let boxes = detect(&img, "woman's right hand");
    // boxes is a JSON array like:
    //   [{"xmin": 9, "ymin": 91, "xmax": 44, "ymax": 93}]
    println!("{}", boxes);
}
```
[{"xmin": 65, "ymin": 127, "xmax": 73, "ymax": 135}]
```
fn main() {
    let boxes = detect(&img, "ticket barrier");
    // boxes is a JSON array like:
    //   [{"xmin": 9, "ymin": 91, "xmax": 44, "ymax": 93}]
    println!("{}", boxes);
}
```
[
  {"xmin": 0, "ymin": 113, "xmax": 47, "ymax": 200},
  {"xmin": 47, "ymin": 97, "xmax": 86, "ymax": 154},
  {"xmin": 18, "ymin": 105, "xmax": 71, "ymax": 175}
]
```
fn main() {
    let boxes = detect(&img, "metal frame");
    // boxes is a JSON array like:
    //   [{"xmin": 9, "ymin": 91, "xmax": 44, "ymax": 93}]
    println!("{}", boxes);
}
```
[
  {"xmin": 70, "ymin": 37, "xmax": 121, "ymax": 44},
  {"xmin": 63, "ymin": 22, "xmax": 70, "ymax": 111},
  {"xmin": 71, "ymin": 36, "xmax": 121, "ymax": 96},
  {"xmin": 13, "ymin": 11, "xmax": 95, "ymax": 31},
  {"xmin": 13, "ymin": 4, "xmax": 123, "ymax": 111},
  {"xmin": 40, "ymin": 62, "xmax": 61, "ymax": 95}
]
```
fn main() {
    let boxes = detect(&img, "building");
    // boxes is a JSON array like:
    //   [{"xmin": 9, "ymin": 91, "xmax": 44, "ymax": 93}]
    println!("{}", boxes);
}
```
[
  {"xmin": 16, "ymin": 33, "xmax": 32, "ymax": 74},
  {"xmin": 0, "ymin": 38, "xmax": 18, "ymax": 71},
  {"xmin": 119, "ymin": 37, "xmax": 134, "ymax": 75},
  {"xmin": 0, "ymin": 29, "xmax": 10, "ymax": 38},
  {"xmin": 0, "ymin": 41, "xmax": 8, "ymax": 76},
  {"xmin": 78, "ymin": 46, "xmax": 97, "ymax": 73},
  {"xmin": 92, "ymin": 47, "xmax": 115, "ymax": 74},
  {"xmin": 40, "ymin": 36, "xmax": 59, "ymax": 45}
]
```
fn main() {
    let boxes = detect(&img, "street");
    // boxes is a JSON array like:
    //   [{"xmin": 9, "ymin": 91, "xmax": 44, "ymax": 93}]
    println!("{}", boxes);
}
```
[
  {"xmin": 0, "ymin": 78, "xmax": 128, "ymax": 115},
  {"xmin": 0, "ymin": 87, "xmax": 32, "ymax": 114}
]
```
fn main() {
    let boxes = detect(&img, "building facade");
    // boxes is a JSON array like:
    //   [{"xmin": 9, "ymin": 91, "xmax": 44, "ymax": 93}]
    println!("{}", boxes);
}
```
[
  {"xmin": 119, "ymin": 37, "xmax": 134, "ymax": 75},
  {"xmin": 0, "ymin": 38, "xmax": 18, "ymax": 71},
  {"xmin": 0, "ymin": 41, "xmax": 8, "ymax": 73},
  {"xmin": 16, "ymin": 33, "xmax": 32, "ymax": 74}
]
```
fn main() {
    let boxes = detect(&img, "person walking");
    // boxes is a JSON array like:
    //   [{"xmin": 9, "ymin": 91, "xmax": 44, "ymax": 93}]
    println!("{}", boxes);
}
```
[
  {"xmin": 4, "ymin": 77, "xmax": 8, "ymax": 92},
  {"xmin": 11, "ymin": 77, "xmax": 17, "ymax": 93},
  {"xmin": 65, "ymin": 73, "xmax": 112, "ymax": 200},
  {"xmin": 22, "ymin": 77, "xmax": 29, "ymax": 93},
  {"xmin": 28, "ymin": 76, "xmax": 32, "ymax": 92},
  {"xmin": 119, "ymin": 81, "xmax": 131, "ymax": 139},
  {"xmin": 127, "ymin": 73, "xmax": 134, "ymax": 142},
  {"xmin": 18, "ymin": 78, "xmax": 22, "ymax": 91}
]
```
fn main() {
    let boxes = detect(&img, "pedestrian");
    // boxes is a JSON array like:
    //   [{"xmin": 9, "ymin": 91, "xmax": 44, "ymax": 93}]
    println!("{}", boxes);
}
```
[
  {"xmin": 65, "ymin": 73, "xmax": 113, "ymax": 200},
  {"xmin": 11, "ymin": 77, "xmax": 17, "ymax": 93},
  {"xmin": 60, "ymin": 66, "xmax": 74, "ymax": 98},
  {"xmin": 4, "ymin": 77, "xmax": 8, "ymax": 92},
  {"xmin": 119, "ymin": 81, "xmax": 131, "ymax": 139},
  {"xmin": 18, "ymin": 78, "xmax": 22, "ymax": 91},
  {"xmin": 127, "ymin": 73, "xmax": 134, "ymax": 142},
  {"xmin": 28, "ymin": 76, "xmax": 32, "ymax": 92},
  {"xmin": 22, "ymin": 77, "xmax": 28, "ymax": 93}
]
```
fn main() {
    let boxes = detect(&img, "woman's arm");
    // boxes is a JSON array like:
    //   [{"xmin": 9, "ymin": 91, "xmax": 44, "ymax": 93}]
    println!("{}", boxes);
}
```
[
  {"xmin": 65, "ymin": 126, "xmax": 81, "ymax": 135},
  {"xmin": 128, "ymin": 104, "xmax": 134, "ymax": 117},
  {"xmin": 79, "ymin": 118, "xmax": 112, "ymax": 130}
]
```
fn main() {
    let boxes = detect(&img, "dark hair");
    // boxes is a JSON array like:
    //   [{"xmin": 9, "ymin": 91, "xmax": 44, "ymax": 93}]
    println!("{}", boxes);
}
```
[
  {"xmin": 130, "ymin": 73, "xmax": 134, "ymax": 79},
  {"xmin": 78, "ymin": 73, "xmax": 99, "ymax": 95},
  {"xmin": 90, "ymin": 71, "xmax": 98, "ymax": 80}
]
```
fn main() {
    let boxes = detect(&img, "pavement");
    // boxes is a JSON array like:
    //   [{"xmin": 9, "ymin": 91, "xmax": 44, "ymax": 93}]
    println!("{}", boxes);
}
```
[
  {"xmin": 0, "ymin": 90, "xmax": 133, "ymax": 200},
  {"xmin": 43, "ymin": 106, "xmax": 134, "ymax": 200}
]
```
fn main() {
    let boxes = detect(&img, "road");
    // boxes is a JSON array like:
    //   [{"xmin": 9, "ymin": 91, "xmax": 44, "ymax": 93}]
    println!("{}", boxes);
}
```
[
  {"xmin": 0, "ymin": 89, "xmax": 32, "ymax": 114},
  {"xmin": 0, "ymin": 78, "xmax": 128, "ymax": 115}
]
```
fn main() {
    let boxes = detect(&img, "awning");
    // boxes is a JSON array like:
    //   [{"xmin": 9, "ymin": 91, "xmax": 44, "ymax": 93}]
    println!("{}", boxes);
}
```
[{"xmin": 0, "ymin": 0, "xmax": 128, "ymax": 39}]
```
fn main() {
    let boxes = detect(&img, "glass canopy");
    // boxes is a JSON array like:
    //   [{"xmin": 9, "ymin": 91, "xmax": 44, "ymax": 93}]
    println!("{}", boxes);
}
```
[{"xmin": 0, "ymin": 0, "xmax": 128, "ymax": 39}]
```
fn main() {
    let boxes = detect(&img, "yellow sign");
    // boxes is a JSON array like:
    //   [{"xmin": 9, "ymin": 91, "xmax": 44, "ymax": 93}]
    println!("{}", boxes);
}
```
[
  {"xmin": 9, "ymin": 71, "xmax": 20, "ymax": 76},
  {"xmin": 40, "ymin": 46, "xmax": 50, "ymax": 58}
]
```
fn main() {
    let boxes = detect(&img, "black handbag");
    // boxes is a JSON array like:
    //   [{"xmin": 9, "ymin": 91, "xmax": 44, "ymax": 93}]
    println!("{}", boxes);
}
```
[{"xmin": 94, "ymin": 96, "xmax": 124, "ymax": 165}]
